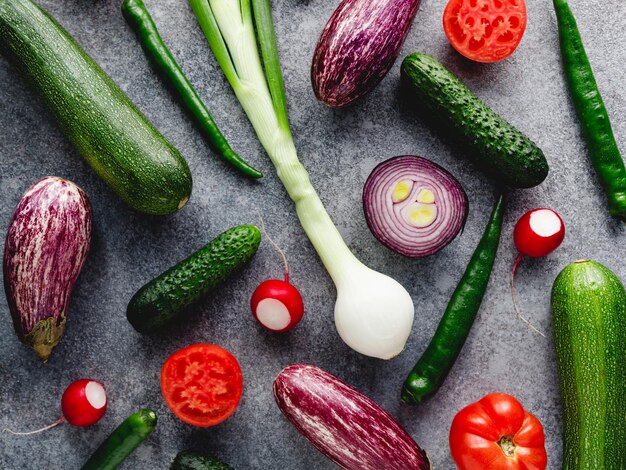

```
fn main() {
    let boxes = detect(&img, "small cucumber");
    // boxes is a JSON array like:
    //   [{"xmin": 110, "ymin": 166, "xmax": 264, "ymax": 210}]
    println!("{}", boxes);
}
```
[
  {"xmin": 551, "ymin": 260, "xmax": 626, "ymax": 468},
  {"xmin": 81, "ymin": 409, "xmax": 157, "ymax": 470},
  {"xmin": 171, "ymin": 450, "xmax": 234, "ymax": 470},
  {"xmin": 401, "ymin": 53, "xmax": 549, "ymax": 189},
  {"xmin": 127, "ymin": 225, "xmax": 261, "ymax": 333},
  {"xmin": 0, "ymin": 0, "xmax": 192, "ymax": 215}
]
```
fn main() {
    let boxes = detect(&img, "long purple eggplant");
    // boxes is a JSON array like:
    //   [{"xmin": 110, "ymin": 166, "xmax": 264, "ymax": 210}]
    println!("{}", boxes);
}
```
[
  {"xmin": 274, "ymin": 364, "xmax": 431, "ymax": 469},
  {"xmin": 3, "ymin": 177, "xmax": 92, "ymax": 361},
  {"xmin": 312, "ymin": 0, "xmax": 421, "ymax": 108}
]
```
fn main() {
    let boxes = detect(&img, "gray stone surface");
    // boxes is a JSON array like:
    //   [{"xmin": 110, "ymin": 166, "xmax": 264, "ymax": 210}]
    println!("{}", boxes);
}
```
[{"xmin": 1, "ymin": 0, "xmax": 625, "ymax": 468}]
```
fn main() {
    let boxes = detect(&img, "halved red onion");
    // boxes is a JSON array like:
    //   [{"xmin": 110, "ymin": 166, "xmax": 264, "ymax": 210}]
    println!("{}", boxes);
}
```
[{"xmin": 363, "ymin": 156, "xmax": 468, "ymax": 258}]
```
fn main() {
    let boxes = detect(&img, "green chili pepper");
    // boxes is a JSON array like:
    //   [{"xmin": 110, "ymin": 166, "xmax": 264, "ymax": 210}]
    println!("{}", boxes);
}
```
[
  {"xmin": 401, "ymin": 194, "xmax": 503, "ymax": 405},
  {"xmin": 121, "ymin": 0, "xmax": 262, "ymax": 179},
  {"xmin": 553, "ymin": 0, "xmax": 626, "ymax": 220}
]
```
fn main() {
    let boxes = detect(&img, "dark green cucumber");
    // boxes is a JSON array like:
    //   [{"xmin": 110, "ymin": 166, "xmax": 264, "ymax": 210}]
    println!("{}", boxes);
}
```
[
  {"xmin": 127, "ymin": 225, "xmax": 261, "ymax": 333},
  {"xmin": 401, "ymin": 53, "xmax": 549, "ymax": 188},
  {"xmin": 0, "ymin": 0, "xmax": 192, "ymax": 215},
  {"xmin": 171, "ymin": 450, "xmax": 234, "ymax": 470},
  {"xmin": 551, "ymin": 260, "xmax": 626, "ymax": 469},
  {"xmin": 81, "ymin": 409, "xmax": 157, "ymax": 470}
]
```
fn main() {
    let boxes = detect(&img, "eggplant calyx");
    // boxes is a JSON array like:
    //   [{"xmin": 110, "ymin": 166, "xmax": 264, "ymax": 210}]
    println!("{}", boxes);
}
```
[{"xmin": 24, "ymin": 313, "xmax": 66, "ymax": 362}]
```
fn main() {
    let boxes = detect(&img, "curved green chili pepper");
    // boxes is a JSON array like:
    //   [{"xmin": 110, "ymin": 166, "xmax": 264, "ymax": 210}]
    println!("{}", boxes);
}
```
[
  {"xmin": 553, "ymin": 0, "xmax": 626, "ymax": 220},
  {"xmin": 401, "ymin": 194, "xmax": 503, "ymax": 405},
  {"xmin": 121, "ymin": 0, "xmax": 262, "ymax": 179}
]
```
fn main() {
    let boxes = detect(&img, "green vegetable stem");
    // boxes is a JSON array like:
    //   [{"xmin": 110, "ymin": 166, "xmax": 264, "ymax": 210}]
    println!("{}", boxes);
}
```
[
  {"xmin": 121, "ymin": 0, "xmax": 262, "ymax": 179},
  {"xmin": 402, "ymin": 194, "xmax": 504, "ymax": 405},
  {"xmin": 553, "ymin": 0, "xmax": 626, "ymax": 220}
]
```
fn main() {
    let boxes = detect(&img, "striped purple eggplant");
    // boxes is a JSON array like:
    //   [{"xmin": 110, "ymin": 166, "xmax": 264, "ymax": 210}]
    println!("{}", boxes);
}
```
[
  {"xmin": 3, "ymin": 177, "xmax": 92, "ymax": 361},
  {"xmin": 273, "ymin": 364, "xmax": 431, "ymax": 470},
  {"xmin": 312, "ymin": 0, "xmax": 421, "ymax": 108}
]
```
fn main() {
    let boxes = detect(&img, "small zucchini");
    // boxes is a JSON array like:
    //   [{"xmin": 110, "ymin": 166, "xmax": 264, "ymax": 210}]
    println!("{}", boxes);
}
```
[
  {"xmin": 401, "ymin": 52, "xmax": 549, "ymax": 188},
  {"xmin": 551, "ymin": 260, "xmax": 626, "ymax": 468},
  {"xmin": 171, "ymin": 450, "xmax": 234, "ymax": 470},
  {"xmin": 127, "ymin": 225, "xmax": 261, "ymax": 333},
  {"xmin": 81, "ymin": 409, "xmax": 157, "ymax": 470}
]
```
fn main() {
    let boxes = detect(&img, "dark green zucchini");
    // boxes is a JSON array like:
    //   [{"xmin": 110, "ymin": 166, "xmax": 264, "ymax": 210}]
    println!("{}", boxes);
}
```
[
  {"xmin": 127, "ymin": 225, "xmax": 261, "ymax": 333},
  {"xmin": 0, "ymin": 0, "xmax": 192, "ymax": 215},
  {"xmin": 81, "ymin": 409, "xmax": 157, "ymax": 470},
  {"xmin": 171, "ymin": 450, "xmax": 234, "ymax": 470},
  {"xmin": 551, "ymin": 260, "xmax": 626, "ymax": 468},
  {"xmin": 401, "ymin": 52, "xmax": 549, "ymax": 189}
]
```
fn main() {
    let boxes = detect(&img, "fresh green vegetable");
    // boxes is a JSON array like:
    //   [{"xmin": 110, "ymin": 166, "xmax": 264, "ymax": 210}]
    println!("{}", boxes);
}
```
[
  {"xmin": 401, "ymin": 53, "xmax": 549, "ymax": 189},
  {"xmin": 553, "ymin": 0, "xmax": 626, "ymax": 220},
  {"xmin": 188, "ymin": 0, "xmax": 415, "ymax": 360},
  {"xmin": 0, "ymin": 0, "xmax": 192, "ymax": 215},
  {"xmin": 401, "ymin": 194, "xmax": 504, "ymax": 405},
  {"xmin": 127, "ymin": 225, "xmax": 261, "ymax": 333},
  {"xmin": 171, "ymin": 450, "xmax": 234, "ymax": 470},
  {"xmin": 121, "ymin": 0, "xmax": 262, "ymax": 179},
  {"xmin": 551, "ymin": 260, "xmax": 626, "ymax": 469},
  {"xmin": 81, "ymin": 409, "xmax": 157, "ymax": 470}
]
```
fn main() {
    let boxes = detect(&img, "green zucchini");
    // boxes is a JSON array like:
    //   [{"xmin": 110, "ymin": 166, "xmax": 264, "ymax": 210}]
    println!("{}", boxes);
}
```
[
  {"xmin": 0, "ymin": 0, "xmax": 192, "ymax": 215},
  {"xmin": 81, "ymin": 409, "xmax": 157, "ymax": 470},
  {"xmin": 127, "ymin": 225, "xmax": 261, "ymax": 333},
  {"xmin": 401, "ymin": 53, "xmax": 549, "ymax": 189},
  {"xmin": 551, "ymin": 260, "xmax": 626, "ymax": 469},
  {"xmin": 171, "ymin": 450, "xmax": 234, "ymax": 470}
]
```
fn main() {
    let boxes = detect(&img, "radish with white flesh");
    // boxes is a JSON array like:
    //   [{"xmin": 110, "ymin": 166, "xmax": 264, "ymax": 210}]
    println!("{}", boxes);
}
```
[
  {"xmin": 190, "ymin": 0, "xmax": 414, "ymax": 359},
  {"xmin": 511, "ymin": 208, "xmax": 565, "ymax": 336},
  {"xmin": 4, "ymin": 379, "xmax": 107, "ymax": 435},
  {"xmin": 363, "ymin": 156, "xmax": 468, "ymax": 258},
  {"xmin": 251, "ymin": 218, "xmax": 304, "ymax": 332},
  {"xmin": 273, "ymin": 364, "xmax": 431, "ymax": 470},
  {"xmin": 3, "ymin": 177, "xmax": 92, "ymax": 361}
]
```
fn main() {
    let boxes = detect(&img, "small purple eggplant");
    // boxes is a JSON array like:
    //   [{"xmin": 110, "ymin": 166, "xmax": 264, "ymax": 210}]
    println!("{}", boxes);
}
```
[
  {"xmin": 274, "ymin": 364, "xmax": 431, "ymax": 470},
  {"xmin": 3, "ymin": 177, "xmax": 92, "ymax": 361},
  {"xmin": 312, "ymin": 0, "xmax": 421, "ymax": 108}
]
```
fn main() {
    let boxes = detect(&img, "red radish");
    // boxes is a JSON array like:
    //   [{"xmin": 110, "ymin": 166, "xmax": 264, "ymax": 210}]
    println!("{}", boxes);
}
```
[
  {"xmin": 511, "ymin": 208, "xmax": 565, "ymax": 336},
  {"xmin": 4, "ymin": 379, "xmax": 107, "ymax": 435},
  {"xmin": 251, "ymin": 217, "xmax": 304, "ymax": 332}
]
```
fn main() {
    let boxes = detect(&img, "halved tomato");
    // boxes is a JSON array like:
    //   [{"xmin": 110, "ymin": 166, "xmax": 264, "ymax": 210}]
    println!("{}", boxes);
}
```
[
  {"xmin": 161, "ymin": 344, "xmax": 243, "ymax": 427},
  {"xmin": 443, "ymin": 0, "xmax": 527, "ymax": 63}
]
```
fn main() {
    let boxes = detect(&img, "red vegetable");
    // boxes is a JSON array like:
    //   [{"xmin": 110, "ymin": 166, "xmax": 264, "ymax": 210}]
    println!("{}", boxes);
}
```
[
  {"xmin": 443, "ymin": 0, "xmax": 527, "ymax": 63},
  {"xmin": 363, "ymin": 156, "xmax": 468, "ymax": 258},
  {"xmin": 3, "ymin": 176, "xmax": 92, "ymax": 361},
  {"xmin": 4, "ymin": 379, "xmax": 107, "ymax": 435},
  {"xmin": 274, "ymin": 364, "xmax": 431, "ymax": 470},
  {"xmin": 511, "ymin": 208, "xmax": 565, "ymax": 335},
  {"xmin": 160, "ymin": 344, "xmax": 243, "ymax": 427},
  {"xmin": 450, "ymin": 392, "xmax": 547, "ymax": 470}
]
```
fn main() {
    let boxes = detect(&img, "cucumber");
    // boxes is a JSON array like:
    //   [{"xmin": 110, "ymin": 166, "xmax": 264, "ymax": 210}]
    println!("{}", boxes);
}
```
[
  {"xmin": 551, "ymin": 260, "xmax": 626, "ymax": 469},
  {"xmin": 81, "ymin": 409, "xmax": 157, "ymax": 470},
  {"xmin": 171, "ymin": 450, "xmax": 234, "ymax": 470},
  {"xmin": 127, "ymin": 225, "xmax": 261, "ymax": 333},
  {"xmin": 0, "ymin": 0, "xmax": 192, "ymax": 215},
  {"xmin": 401, "ymin": 53, "xmax": 549, "ymax": 188}
]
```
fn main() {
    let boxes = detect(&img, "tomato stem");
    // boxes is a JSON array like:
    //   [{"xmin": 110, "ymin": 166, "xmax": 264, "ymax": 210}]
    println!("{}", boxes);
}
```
[
  {"xmin": 511, "ymin": 253, "xmax": 546, "ymax": 337},
  {"xmin": 497, "ymin": 434, "xmax": 516, "ymax": 458}
]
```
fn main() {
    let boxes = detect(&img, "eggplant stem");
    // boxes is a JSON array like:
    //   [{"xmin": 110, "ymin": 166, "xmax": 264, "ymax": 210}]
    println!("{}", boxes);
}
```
[
  {"xmin": 256, "ymin": 209, "xmax": 290, "ymax": 282},
  {"xmin": 511, "ymin": 253, "xmax": 546, "ymax": 337},
  {"xmin": 3, "ymin": 416, "xmax": 65, "ymax": 435}
]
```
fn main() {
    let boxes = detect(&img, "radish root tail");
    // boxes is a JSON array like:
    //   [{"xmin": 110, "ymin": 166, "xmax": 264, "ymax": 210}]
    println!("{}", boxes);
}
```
[
  {"xmin": 256, "ymin": 209, "xmax": 290, "ymax": 282},
  {"xmin": 511, "ymin": 253, "xmax": 546, "ymax": 338},
  {"xmin": 3, "ymin": 416, "xmax": 65, "ymax": 436}
]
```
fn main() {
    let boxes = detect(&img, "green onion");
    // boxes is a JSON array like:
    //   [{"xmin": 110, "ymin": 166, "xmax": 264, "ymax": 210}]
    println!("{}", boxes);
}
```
[{"xmin": 188, "ymin": 0, "xmax": 414, "ymax": 359}]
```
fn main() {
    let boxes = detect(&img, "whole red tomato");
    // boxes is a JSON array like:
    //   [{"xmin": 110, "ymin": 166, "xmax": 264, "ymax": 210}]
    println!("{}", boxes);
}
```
[{"xmin": 449, "ymin": 392, "xmax": 547, "ymax": 470}]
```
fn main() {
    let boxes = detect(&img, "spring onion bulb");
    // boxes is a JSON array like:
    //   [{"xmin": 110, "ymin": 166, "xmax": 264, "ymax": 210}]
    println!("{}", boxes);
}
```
[{"xmin": 188, "ymin": 0, "xmax": 414, "ymax": 359}]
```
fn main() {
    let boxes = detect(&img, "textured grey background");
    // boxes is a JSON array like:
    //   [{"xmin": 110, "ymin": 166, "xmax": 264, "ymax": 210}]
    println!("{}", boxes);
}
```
[{"xmin": 1, "ymin": 0, "xmax": 625, "ymax": 468}]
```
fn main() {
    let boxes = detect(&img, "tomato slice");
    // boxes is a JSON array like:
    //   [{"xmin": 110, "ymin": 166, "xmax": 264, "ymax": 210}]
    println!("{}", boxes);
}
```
[
  {"xmin": 443, "ymin": 0, "xmax": 527, "ymax": 63},
  {"xmin": 161, "ymin": 344, "xmax": 243, "ymax": 427}
]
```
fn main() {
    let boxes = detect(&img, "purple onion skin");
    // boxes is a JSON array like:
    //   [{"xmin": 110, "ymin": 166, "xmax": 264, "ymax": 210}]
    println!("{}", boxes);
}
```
[
  {"xmin": 274, "ymin": 364, "xmax": 431, "ymax": 470},
  {"xmin": 312, "ymin": 0, "xmax": 420, "ymax": 108},
  {"xmin": 3, "ymin": 177, "xmax": 92, "ymax": 361}
]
